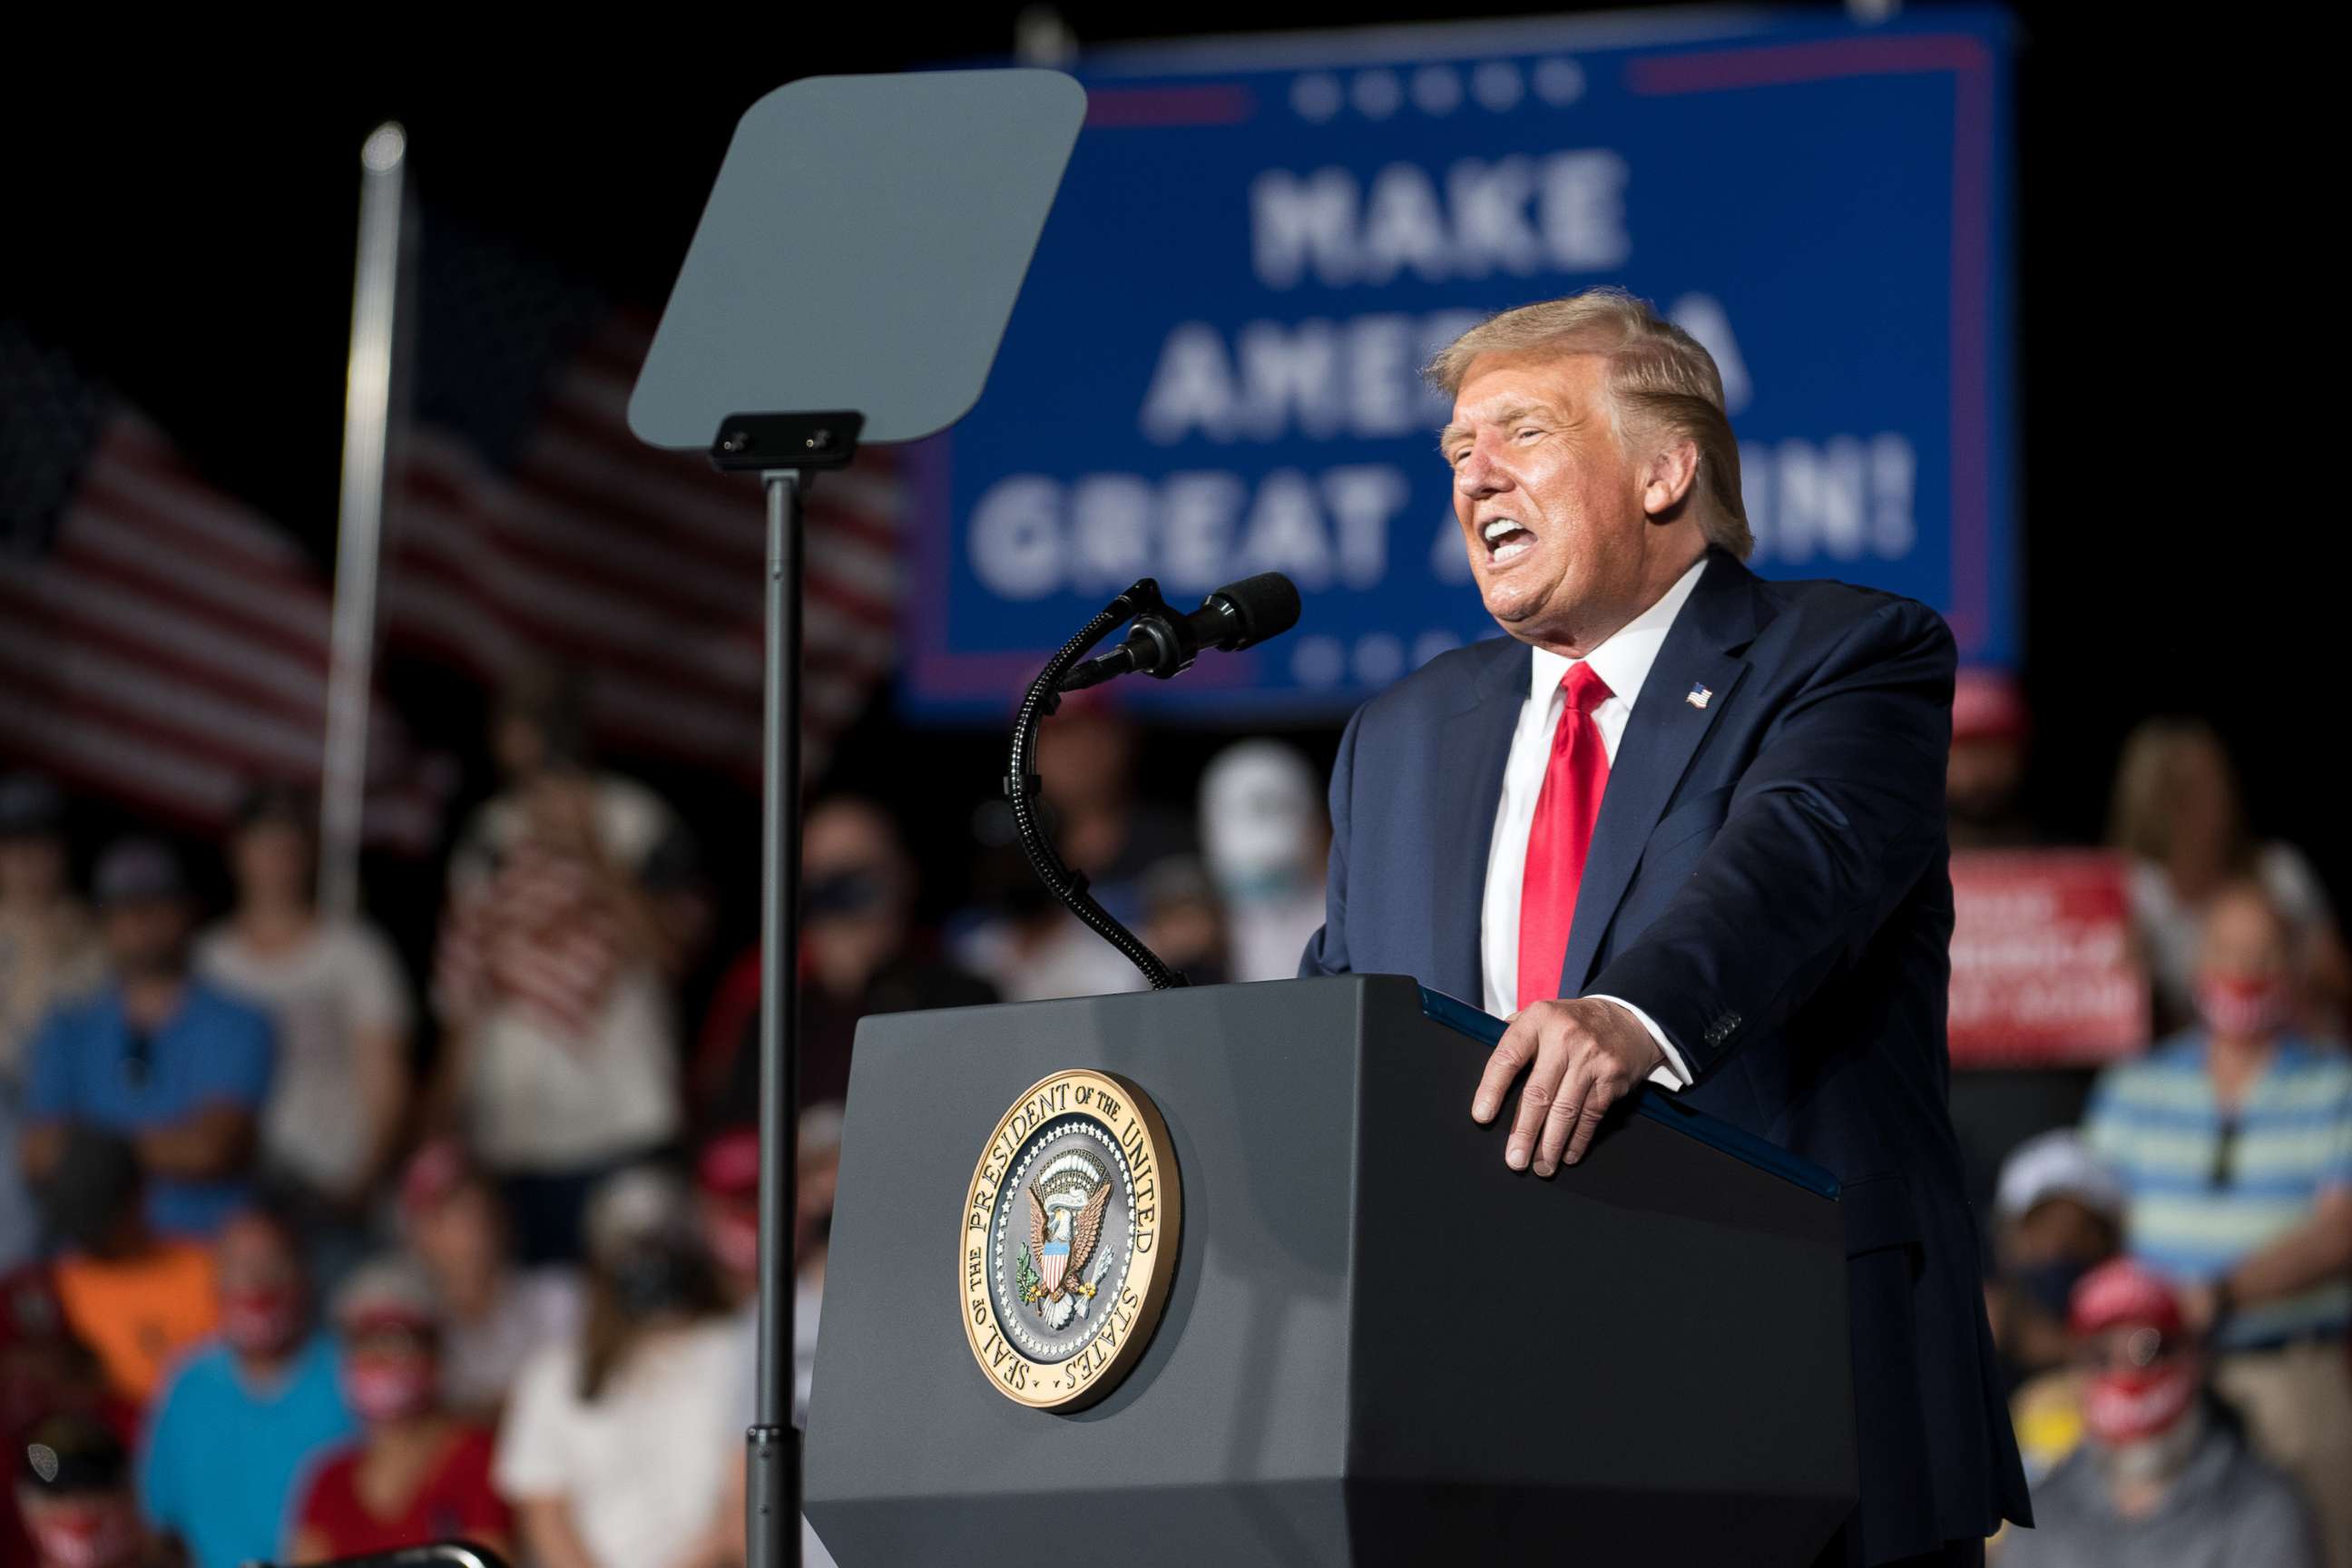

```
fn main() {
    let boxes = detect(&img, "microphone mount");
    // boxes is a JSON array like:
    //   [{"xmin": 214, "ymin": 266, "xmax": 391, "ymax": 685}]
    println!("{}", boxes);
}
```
[{"xmin": 1004, "ymin": 578, "xmax": 1190, "ymax": 991}]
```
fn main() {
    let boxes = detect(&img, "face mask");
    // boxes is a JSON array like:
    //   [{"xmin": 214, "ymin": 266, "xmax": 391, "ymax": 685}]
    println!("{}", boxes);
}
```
[
  {"xmin": 219, "ymin": 1285, "xmax": 303, "ymax": 1357},
  {"xmin": 805, "ymin": 870, "xmax": 891, "ymax": 920},
  {"xmin": 2015, "ymin": 1258, "xmax": 2094, "ymax": 1320},
  {"xmin": 2082, "ymin": 1358, "xmax": 2200, "ymax": 1447},
  {"xmin": 30, "ymin": 1504, "xmax": 140, "ymax": 1568},
  {"xmin": 1201, "ymin": 751, "xmax": 1318, "ymax": 902},
  {"xmin": 344, "ymin": 1353, "xmax": 437, "ymax": 1423},
  {"xmin": 2196, "ymin": 974, "xmax": 2290, "ymax": 1037},
  {"xmin": 610, "ymin": 1240, "xmax": 706, "ymax": 1318},
  {"xmin": 2097, "ymin": 1395, "xmax": 2206, "ymax": 1487}
]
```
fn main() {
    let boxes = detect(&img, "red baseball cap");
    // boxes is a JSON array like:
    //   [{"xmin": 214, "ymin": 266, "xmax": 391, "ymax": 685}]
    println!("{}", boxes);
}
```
[
  {"xmin": 697, "ymin": 1128, "xmax": 761, "ymax": 1200},
  {"xmin": 2069, "ymin": 1258, "xmax": 2186, "ymax": 1339},
  {"xmin": 1952, "ymin": 669, "xmax": 2028, "ymax": 745}
]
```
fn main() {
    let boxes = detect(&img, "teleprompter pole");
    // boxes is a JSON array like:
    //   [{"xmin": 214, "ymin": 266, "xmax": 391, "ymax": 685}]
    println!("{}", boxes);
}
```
[
  {"xmin": 748, "ymin": 466, "xmax": 804, "ymax": 1568},
  {"xmin": 627, "ymin": 70, "xmax": 1089, "ymax": 1568},
  {"xmin": 716, "ymin": 415, "xmax": 860, "ymax": 1568}
]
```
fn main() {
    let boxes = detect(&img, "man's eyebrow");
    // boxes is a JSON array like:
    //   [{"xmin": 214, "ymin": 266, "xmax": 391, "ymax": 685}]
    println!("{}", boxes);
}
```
[{"xmin": 1436, "ymin": 401, "xmax": 1554, "ymax": 453}]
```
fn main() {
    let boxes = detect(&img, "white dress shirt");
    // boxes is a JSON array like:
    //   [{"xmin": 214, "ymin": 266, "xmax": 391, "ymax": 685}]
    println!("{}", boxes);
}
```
[{"xmin": 1478, "ymin": 554, "xmax": 1710, "ymax": 1088}]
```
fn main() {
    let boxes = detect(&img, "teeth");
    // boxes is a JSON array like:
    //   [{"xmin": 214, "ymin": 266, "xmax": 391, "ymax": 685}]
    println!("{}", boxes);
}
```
[{"xmin": 1483, "ymin": 518, "xmax": 1522, "ymax": 543}]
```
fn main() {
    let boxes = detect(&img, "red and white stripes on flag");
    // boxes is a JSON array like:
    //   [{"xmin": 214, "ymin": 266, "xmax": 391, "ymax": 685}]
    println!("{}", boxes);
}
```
[
  {"xmin": 381, "ymin": 315, "xmax": 902, "ymax": 779},
  {"xmin": 0, "ymin": 411, "xmax": 437, "ymax": 847},
  {"xmin": 433, "ymin": 836, "xmax": 624, "ymax": 1044}
]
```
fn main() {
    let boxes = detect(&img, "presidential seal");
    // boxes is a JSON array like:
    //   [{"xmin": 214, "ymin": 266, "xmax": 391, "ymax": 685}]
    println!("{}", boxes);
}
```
[{"xmin": 958, "ymin": 1069, "xmax": 1181, "ymax": 1410}]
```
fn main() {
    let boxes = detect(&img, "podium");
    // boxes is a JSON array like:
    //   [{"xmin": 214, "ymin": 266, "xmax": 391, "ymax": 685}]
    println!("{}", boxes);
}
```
[{"xmin": 804, "ymin": 975, "xmax": 1857, "ymax": 1565}]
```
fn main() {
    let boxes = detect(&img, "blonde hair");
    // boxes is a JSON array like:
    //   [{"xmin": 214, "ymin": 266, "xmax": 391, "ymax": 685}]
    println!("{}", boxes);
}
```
[
  {"xmin": 2107, "ymin": 717, "xmax": 2250, "ymax": 870},
  {"xmin": 1425, "ymin": 287, "xmax": 1752, "ymax": 559}
]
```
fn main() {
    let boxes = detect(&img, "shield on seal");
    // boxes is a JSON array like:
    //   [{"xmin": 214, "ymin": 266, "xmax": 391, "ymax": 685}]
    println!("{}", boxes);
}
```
[{"xmin": 1040, "ymin": 1235, "xmax": 1070, "ymax": 1293}]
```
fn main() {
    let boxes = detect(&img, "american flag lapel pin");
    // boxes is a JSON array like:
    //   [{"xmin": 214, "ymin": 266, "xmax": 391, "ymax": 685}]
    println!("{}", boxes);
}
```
[{"xmin": 1686, "ymin": 682, "xmax": 1711, "ymax": 710}]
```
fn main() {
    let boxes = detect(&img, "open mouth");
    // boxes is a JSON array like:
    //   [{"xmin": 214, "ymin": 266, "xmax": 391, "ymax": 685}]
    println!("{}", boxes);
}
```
[{"xmin": 1481, "ymin": 515, "xmax": 1535, "ymax": 565}]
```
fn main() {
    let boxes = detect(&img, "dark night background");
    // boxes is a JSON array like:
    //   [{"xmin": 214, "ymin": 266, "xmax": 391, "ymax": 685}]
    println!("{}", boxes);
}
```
[{"xmin": 2, "ymin": 4, "xmax": 2333, "ymax": 934}]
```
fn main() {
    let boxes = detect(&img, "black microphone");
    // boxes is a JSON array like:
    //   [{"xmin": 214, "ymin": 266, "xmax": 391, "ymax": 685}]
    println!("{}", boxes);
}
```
[{"xmin": 1058, "ymin": 573, "xmax": 1302, "ymax": 691}]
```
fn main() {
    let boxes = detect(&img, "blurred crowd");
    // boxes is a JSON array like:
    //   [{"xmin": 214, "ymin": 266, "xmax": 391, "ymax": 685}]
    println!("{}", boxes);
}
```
[
  {"xmin": 0, "ymin": 667, "xmax": 2346, "ymax": 1568},
  {"xmin": 0, "ymin": 672, "xmax": 1334, "ymax": 1568},
  {"xmin": 1949, "ymin": 679, "xmax": 2352, "ymax": 1566}
]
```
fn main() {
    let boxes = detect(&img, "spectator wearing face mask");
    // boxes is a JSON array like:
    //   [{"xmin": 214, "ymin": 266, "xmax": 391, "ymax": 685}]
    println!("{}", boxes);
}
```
[
  {"xmin": 1988, "ymin": 1132, "xmax": 2129, "ymax": 1376},
  {"xmin": 138, "ymin": 1204, "xmax": 355, "ymax": 1568},
  {"xmin": 1198, "ymin": 740, "xmax": 1330, "ymax": 984},
  {"xmin": 2110, "ymin": 718, "xmax": 2351, "ymax": 1038},
  {"xmin": 395, "ymin": 1140, "xmax": 580, "ymax": 1422},
  {"xmin": 1985, "ymin": 1132, "xmax": 2127, "ymax": 1480},
  {"xmin": 2082, "ymin": 879, "xmax": 2352, "ymax": 1565},
  {"xmin": 698, "ymin": 798, "xmax": 995, "ymax": 1124},
  {"xmin": 2003, "ymin": 1259, "xmax": 2319, "ymax": 1568},
  {"xmin": 20, "ymin": 839, "xmax": 274, "ymax": 1241},
  {"xmin": 0, "ymin": 1281, "xmax": 113, "ymax": 1568},
  {"xmin": 492, "ymin": 1166, "xmax": 742, "ymax": 1568},
  {"xmin": 42, "ymin": 1126, "xmax": 217, "ymax": 1406},
  {"xmin": 14, "ymin": 1414, "xmax": 171, "ymax": 1568},
  {"xmin": 285, "ymin": 1258, "xmax": 510, "ymax": 1564}
]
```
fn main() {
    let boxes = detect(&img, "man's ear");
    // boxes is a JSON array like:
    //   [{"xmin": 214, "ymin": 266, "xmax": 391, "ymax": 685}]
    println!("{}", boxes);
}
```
[{"xmin": 1641, "ymin": 437, "xmax": 1700, "ymax": 521}]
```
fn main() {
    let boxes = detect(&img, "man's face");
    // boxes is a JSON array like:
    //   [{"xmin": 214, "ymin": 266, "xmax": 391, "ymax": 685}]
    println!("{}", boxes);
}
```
[
  {"xmin": 231, "ymin": 820, "xmax": 309, "ymax": 905},
  {"xmin": 217, "ymin": 1214, "xmax": 301, "ymax": 1298},
  {"xmin": 409, "ymin": 1183, "xmax": 502, "ymax": 1289},
  {"xmin": 101, "ymin": 897, "xmax": 188, "ymax": 976},
  {"xmin": 1443, "ymin": 350, "xmax": 1657, "ymax": 648},
  {"xmin": 1946, "ymin": 736, "xmax": 2024, "ymax": 823}
]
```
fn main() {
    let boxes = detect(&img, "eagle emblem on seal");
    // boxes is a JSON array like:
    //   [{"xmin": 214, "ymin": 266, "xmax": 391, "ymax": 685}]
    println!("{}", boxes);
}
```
[{"xmin": 1016, "ymin": 1151, "xmax": 1114, "ymax": 1331}]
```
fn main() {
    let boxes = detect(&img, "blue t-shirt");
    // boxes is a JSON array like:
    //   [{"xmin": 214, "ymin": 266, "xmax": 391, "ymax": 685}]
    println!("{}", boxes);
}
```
[
  {"xmin": 140, "ymin": 1334, "xmax": 357, "ymax": 1568},
  {"xmin": 24, "ymin": 979, "xmax": 274, "ymax": 1237}
]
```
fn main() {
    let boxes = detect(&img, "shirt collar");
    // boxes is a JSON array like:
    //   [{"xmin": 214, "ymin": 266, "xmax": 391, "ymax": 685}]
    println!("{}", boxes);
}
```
[{"xmin": 1527, "ymin": 554, "xmax": 1710, "ymax": 708}]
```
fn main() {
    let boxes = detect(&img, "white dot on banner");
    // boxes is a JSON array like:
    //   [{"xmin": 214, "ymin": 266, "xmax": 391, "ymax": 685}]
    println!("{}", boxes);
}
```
[
  {"xmin": 1413, "ymin": 631, "xmax": 1464, "ymax": 668},
  {"xmin": 1292, "ymin": 636, "xmax": 1347, "ymax": 688},
  {"xmin": 1471, "ymin": 62, "xmax": 1524, "ymax": 113},
  {"xmin": 1534, "ymin": 57, "xmax": 1586, "ymax": 105},
  {"xmin": 1351, "ymin": 70, "xmax": 1402, "ymax": 120},
  {"xmin": 1410, "ymin": 65, "xmax": 1461, "ymax": 115},
  {"xmin": 1291, "ymin": 73, "xmax": 1342, "ymax": 122},
  {"xmin": 1354, "ymin": 634, "xmax": 1406, "ymax": 685}
]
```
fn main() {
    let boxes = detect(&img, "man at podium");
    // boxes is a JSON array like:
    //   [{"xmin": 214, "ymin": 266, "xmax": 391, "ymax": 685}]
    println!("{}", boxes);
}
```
[{"xmin": 1301, "ymin": 288, "xmax": 2032, "ymax": 1568}]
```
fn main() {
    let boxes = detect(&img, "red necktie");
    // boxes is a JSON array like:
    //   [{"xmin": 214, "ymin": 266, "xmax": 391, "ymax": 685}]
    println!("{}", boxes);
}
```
[{"xmin": 1516, "ymin": 662, "xmax": 1612, "ymax": 1013}]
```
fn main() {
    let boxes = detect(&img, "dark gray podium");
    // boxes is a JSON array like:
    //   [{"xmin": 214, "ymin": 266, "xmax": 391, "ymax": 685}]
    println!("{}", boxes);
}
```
[{"xmin": 804, "ymin": 975, "xmax": 1857, "ymax": 1564}]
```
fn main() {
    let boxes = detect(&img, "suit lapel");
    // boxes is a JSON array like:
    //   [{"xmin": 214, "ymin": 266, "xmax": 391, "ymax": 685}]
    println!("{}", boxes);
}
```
[
  {"xmin": 1558, "ymin": 552, "xmax": 1761, "ymax": 993},
  {"xmin": 1426, "ymin": 637, "xmax": 1528, "ymax": 1004}
]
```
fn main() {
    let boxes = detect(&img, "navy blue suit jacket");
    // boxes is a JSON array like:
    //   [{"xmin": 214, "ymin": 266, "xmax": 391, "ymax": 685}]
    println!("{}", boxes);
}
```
[{"xmin": 1302, "ymin": 548, "xmax": 2031, "ymax": 1562}]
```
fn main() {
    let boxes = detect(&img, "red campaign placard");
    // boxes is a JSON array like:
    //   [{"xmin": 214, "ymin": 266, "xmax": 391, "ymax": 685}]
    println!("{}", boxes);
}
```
[{"xmin": 1948, "ymin": 849, "xmax": 2151, "ymax": 1068}]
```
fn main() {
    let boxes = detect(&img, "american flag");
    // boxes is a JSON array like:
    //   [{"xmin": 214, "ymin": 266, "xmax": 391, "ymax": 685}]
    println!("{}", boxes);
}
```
[
  {"xmin": 0, "ymin": 322, "xmax": 438, "ymax": 846},
  {"xmin": 379, "ymin": 217, "xmax": 902, "ymax": 779}
]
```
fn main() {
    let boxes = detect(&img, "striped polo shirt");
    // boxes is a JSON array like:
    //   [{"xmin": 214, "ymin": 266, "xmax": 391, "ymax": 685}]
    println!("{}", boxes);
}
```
[{"xmin": 2082, "ymin": 1032, "xmax": 2352, "ymax": 1349}]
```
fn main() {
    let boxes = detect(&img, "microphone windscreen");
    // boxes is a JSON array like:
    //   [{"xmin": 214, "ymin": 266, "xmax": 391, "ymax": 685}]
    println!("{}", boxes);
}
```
[{"xmin": 1211, "ymin": 573, "xmax": 1302, "ymax": 649}]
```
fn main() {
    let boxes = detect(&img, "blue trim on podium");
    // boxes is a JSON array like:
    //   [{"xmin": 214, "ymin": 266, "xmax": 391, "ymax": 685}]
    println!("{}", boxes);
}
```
[{"xmin": 1416, "ymin": 985, "xmax": 1842, "ymax": 1200}]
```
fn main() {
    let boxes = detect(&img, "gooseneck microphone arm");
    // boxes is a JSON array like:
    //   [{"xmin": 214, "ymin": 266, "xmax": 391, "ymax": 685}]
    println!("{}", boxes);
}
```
[{"xmin": 1005, "ymin": 578, "xmax": 1190, "ymax": 991}]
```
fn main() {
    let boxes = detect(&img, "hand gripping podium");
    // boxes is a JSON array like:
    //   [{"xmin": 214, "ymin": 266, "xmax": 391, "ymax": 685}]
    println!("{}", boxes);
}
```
[{"xmin": 804, "ymin": 975, "xmax": 1857, "ymax": 1565}]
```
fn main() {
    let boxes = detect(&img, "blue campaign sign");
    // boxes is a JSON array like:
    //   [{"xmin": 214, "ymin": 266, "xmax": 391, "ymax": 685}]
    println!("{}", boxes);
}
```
[{"xmin": 900, "ymin": 9, "xmax": 2014, "ymax": 718}]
